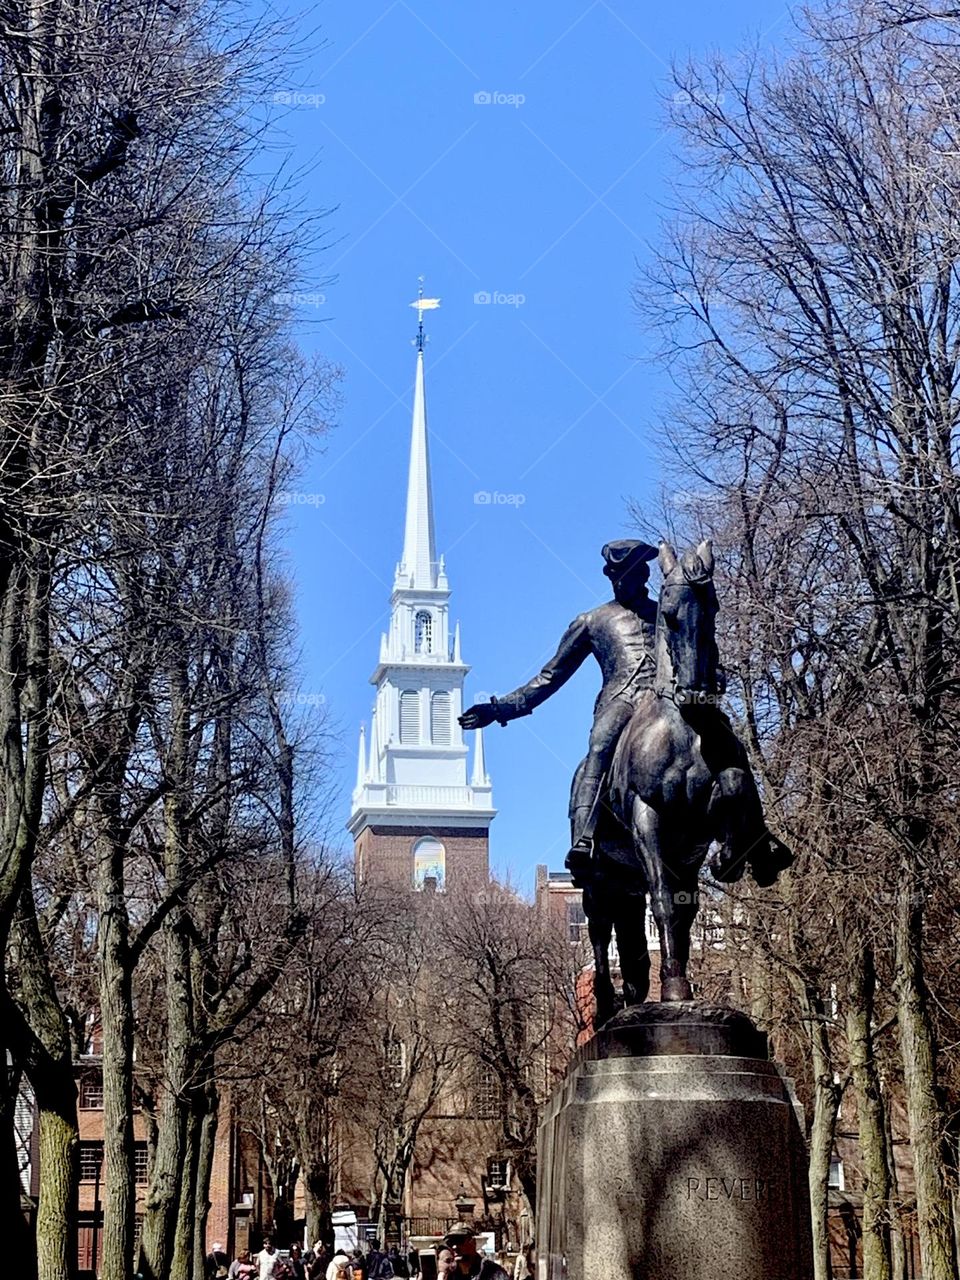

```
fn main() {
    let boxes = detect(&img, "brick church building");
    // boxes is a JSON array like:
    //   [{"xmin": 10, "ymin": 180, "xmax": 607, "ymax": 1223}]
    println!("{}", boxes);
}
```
[{"xmin": 339, "ymin": 300, "xmax": 530, "ymax": 1249}]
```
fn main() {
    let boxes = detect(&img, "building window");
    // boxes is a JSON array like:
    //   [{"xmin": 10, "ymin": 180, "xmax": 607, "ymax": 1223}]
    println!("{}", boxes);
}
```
[
  {"xmin": 79, "ymin": 1072, "xmax": 104, "ymax": 1110},
  {"xmin": 80, "ymin": 1142, "xmax": 103, "ymax": 1183},
  {"xmin": 566, "ymin": 900, "xmax": 587, "ymax": 944},
  {"xmin": 134, "ymin": 1143, "xmax": 149, "ymax": 1185},
  {"xmin": 474, "ymin": 1064, "xmax": 500, "ymax": 1119},
  {"xmin": 415, "ymin": 611, "xmax": 432, "ymax": 654},
  {"xmin": 828, "ymin": 1158, "xmax": 844, "ymax": 1191},
  {"xmin": 385, "ymin": 1036, "xmax": 405, "ymax": 1090},
  {"xmin": 488, "ymin": 1158, "xmax": 510, "ymax": 1190},
  {"xmin": 400, "ymin": 690, "xmax": 419, "ymax": 743},
  {"xmin": 431, "ymin": 691, "xmax": 451, "ymax": 745},
  {"xmin": 413, "ymin": 837, "xmax": 445, "ymax": 891}
]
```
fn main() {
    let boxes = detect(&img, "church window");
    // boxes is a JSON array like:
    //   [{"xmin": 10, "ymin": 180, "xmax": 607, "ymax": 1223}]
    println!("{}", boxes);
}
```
[
  {"xmin": 415, "ymin": 611, "xmax": 432, "ymax": 654},
  {"xmin": 413, "ymin": 836, "xmax": 445, "ymax": 891},
  {"xmin": 400, "ymin": 690, "xmax": 419, "ymax": 743},
  {"xmin": 431, "ymin": 691, "xmax": 451, "ymax": 745}
]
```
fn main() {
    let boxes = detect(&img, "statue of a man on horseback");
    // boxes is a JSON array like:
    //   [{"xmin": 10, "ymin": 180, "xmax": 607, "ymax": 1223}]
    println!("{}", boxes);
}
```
[{"xmin": 460, "ymin": 539, "xmax": 792, "ymax": 1017}]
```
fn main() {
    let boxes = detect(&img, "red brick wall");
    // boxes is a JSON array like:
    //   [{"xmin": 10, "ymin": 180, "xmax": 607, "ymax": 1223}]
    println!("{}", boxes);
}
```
[{"xmin": 355, "ymin": 826, "xmax": 489, "ymax": 891}]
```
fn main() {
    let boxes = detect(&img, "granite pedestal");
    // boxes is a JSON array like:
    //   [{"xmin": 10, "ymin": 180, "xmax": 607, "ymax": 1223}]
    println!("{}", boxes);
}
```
[{"xmin": 537, "ymin": 1004, "xmax": 812, "ymax": 1280}]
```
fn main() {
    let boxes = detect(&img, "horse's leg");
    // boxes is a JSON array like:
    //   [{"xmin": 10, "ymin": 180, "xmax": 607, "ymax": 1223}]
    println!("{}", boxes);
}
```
[
  {"xmin": 630, "ymin": 796, "xmax": 693, "ymax": 1002},
  {"xmin": 616, "ymin": 885, "xmax": 655, "ymax": 1003},
  {"xmin": 584, "ymin": 885, "xmax": 617, "ymax": 1028},
  {"xmin": 703, "ymin": 722, "xmax": 792, "ymax": 886},
  {"xmin": 671, "ymin": 874, "xmax": 702, "ymax": 978}
]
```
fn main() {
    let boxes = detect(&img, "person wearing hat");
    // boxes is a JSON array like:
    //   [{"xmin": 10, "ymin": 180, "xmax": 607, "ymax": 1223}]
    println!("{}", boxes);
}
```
[
  {"xmin": 460, "ymin": 539, "xmax": 659, "ymax": 881},
  {"xmin": 442, "ymin": 1225, "xmax": 509, "ymax": 1280}
]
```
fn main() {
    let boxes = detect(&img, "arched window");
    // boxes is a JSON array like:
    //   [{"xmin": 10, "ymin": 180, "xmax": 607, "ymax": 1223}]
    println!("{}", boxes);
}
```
[
  {"xmin": 399, "ymin": 690, "xmax": 419, "ymax": 743},
  {"xmin": 431, "ymin": 691, "xmax": 451, "ymax": 745},
  {"xmin": 415, "ymin": 610, "xmax": 432, "ymax": 654},
  {"xmin": 413, "ymin": 836, "xmax": 445, "ymax": 891}
]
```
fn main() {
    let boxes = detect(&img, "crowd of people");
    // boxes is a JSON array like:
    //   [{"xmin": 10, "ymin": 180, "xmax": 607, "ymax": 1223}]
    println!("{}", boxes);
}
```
[{"xmin": 204, "ymin": 1224, "xmax": 534, "ymax": 1280}]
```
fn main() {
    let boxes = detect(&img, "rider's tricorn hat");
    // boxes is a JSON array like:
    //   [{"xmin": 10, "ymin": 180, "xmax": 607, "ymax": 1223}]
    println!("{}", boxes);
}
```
[{"xmin": 601, "ymin": 539, "xmax": 658, "ymax": 575}]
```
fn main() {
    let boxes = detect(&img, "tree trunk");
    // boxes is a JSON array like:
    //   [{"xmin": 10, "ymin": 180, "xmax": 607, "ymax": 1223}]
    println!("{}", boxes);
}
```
[
  {"xmin": 12, "ymin": 894, "xmax": 78, "ymax": 1280},
  {"xmin": 34, "ymin": 1072, "xmax": 79, "ymax": 1280},
  {"xmin": 302, "ymin": 1157, "xmax": 332, "ymax": 1253},
  {"xmin": 140, "ymin": 659, "xmax": 193, "ymax": 1280},
  {"xmin": 193, "ymin": 1080, "xmax": 220, "ymax": 1280},
  {"xmin": 846, "ymin": 945, "xmax": 892, "ymax": 1280},
  {"xmin": 881, "ymin": 1089, "xmax": 909, "ymax": 1280},
  {"xmin": 805, "ymin": 986, "xmax": 841, "ymax": 1280},
  {"xmin": 895, "ymin": 864, "xmax": 958, "ymax": 1280},
  {"xmin": 171, "ymin": 1094, "xmax": 202, "ymax": 1280},
  {"xmin": 138, "ymin": 920, "xmax": 192, "ymax": 1280},
  {"xmin": 97, "ymin": 830, "xmax": 135, "ymax": 1280}
]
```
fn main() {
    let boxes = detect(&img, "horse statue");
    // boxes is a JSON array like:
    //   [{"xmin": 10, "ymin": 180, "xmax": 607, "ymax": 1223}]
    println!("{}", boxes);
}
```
[{"xmin": 587, "ymin": 539, "xmax": 791, "ymax": 1012}]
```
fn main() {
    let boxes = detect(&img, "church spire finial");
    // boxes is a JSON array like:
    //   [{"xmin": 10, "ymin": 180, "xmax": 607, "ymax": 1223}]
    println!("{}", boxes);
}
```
[{"xmin": 409, "ymin": 278, "xmax": 441, "ymax": 352}]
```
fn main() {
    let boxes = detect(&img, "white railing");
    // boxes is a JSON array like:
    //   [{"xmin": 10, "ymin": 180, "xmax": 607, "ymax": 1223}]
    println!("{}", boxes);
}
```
[{"xmin": 385, "ymin": 784, "xmax": 477, "ymax": 807}]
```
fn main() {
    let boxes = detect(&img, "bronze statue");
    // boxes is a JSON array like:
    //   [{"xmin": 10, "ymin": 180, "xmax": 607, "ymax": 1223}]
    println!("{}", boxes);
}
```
[{"xmin": 460, "ymin": 539, "xmax": 791, "ymax": 1015}]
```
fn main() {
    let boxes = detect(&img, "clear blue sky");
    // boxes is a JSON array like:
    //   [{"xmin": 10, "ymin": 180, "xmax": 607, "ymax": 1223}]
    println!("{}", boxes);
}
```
[{"xmin": 269, "ymin": 0, "xmax": 792, "ymax": 893}]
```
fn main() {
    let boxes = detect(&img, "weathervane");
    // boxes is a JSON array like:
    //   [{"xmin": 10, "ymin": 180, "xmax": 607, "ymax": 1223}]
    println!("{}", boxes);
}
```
[{"xmin": 409, "ymin": 277, "xmax": 441, "ymax": 351}]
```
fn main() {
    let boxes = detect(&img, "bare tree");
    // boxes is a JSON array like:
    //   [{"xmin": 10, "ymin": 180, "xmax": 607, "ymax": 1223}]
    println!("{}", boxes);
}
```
[{"xmin": 639, "ymin": 10, "xmax": 960, "ymax": 1278}]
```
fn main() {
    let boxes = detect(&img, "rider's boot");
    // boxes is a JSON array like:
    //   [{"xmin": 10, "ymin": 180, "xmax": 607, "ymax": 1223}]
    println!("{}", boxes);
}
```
[
  {"xmin": 564, "ymin": 803, "xmax": 596, "ymax": 887},
  {"xmin": 565, "ymin": 837, "xmax": 593, "ymax": 887}
]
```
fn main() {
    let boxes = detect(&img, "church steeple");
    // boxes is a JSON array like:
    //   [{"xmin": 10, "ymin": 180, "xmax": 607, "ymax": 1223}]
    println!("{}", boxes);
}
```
[
  {"xmin": 348, "ymin": 304, "xmax": 495, "ymax": 882},
  {"xmin": 396, "ymin": 348, "xmax": 437, "ymax": 591}
]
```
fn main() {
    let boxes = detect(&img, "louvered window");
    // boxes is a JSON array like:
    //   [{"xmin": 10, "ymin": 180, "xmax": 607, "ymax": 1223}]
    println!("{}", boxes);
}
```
[
  {"xmin": 431, "ymin": 691, "xmax": 451, "ymax": 745},
  {"xmin": 400, "ymin": 690, "xmax": 419, "ymax": 743}
]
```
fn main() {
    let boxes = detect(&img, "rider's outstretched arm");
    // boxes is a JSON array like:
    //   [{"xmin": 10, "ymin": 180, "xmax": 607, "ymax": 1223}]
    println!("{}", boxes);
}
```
[{"xmin": 490, "ymin": 613, "xmax": 592, "ymax": 724}]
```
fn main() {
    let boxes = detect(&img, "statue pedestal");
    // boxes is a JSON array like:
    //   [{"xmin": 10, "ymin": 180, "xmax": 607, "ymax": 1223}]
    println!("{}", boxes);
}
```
[{"xmin": 537, "ymin": 1004, "xmax": 812, "ymax": 1280}]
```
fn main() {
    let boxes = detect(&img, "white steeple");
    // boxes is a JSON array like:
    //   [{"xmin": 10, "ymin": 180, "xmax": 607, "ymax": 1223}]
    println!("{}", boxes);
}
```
[
  {"xmin": 356, "ymin": 726, "xmax": 367, "ymax": 788},
  {"xmin": 396, "ymin": 349, "xmax": 437, "ymax": 591},
  {"xmin": 349, "ymin": 304, "xmax": 495, "ymax": 843}
]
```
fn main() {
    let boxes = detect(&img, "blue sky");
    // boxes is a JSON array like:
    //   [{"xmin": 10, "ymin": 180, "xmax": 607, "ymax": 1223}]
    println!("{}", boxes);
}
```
[{"xmin": 269, "ymin": 0, "xmax": 792, "ymax": 892}]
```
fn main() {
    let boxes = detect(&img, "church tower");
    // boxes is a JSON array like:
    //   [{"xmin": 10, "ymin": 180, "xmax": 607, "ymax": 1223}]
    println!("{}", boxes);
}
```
[{"xmin": 348, "ymin": 305, "xmax": 495, "ymax": 891}]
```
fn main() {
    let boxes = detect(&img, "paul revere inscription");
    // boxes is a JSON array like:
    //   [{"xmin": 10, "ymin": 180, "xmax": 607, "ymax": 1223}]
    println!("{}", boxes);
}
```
[{"xmin": 684, "ymin": 1176, "xmax": 775, "ymax": 1203}]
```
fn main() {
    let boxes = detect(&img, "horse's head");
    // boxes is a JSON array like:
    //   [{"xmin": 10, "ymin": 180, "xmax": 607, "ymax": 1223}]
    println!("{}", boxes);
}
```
[{"xmin": 656, "ymin": 539, "xmax": 722, "ymax": 707}]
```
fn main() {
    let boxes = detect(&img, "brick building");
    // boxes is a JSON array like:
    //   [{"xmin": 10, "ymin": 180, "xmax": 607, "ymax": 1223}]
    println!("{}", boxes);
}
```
[{"xmin": 28, "ymin": 1028, "xmax": 269, "ymax": 1277}]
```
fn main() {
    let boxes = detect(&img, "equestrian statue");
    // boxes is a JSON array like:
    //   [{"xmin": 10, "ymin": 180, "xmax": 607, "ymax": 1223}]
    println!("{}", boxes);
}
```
[{"xmin": 459, "ymin": 539, "xmax": 792, "ymax": 1022}]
